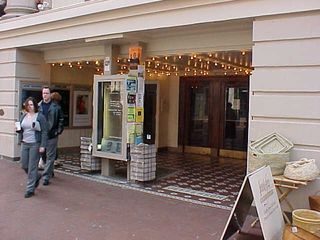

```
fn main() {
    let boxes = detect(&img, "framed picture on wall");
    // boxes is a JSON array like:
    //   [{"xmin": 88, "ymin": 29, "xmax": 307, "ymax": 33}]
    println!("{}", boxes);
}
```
[{"xmin": 73, "ymin": 90, "xmax": 92, "ymax": 127}]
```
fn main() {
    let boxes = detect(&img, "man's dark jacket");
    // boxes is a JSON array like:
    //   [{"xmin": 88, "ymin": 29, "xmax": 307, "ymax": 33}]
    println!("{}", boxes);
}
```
[{"xmin": 38, "ymin": 100, "xmax": 64, "ymax": 139}]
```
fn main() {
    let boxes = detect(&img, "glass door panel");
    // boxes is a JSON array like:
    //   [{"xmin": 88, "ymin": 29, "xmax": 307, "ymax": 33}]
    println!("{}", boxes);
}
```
[
  {"xmin": 187, "ymin": 83, "xmax": 210, "ymax": 147},
  {"xmin": 223, "ymin": 86, "xmax": 248, "ymax": 151}
]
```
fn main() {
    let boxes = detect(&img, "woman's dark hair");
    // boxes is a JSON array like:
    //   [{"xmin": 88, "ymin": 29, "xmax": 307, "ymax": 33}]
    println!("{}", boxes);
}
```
[{"xmin": 23, "ymin": 97, "xmax": 39, "ymax": 113}]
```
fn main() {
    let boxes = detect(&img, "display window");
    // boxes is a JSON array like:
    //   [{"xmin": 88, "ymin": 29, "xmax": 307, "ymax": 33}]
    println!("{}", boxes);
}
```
[{"xmin": 97, "ymin": 81, "xmax": 124, "ymax": 154}]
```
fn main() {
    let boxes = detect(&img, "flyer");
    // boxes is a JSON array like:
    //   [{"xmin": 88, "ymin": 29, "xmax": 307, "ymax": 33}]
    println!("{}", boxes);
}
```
[
  {"xmin": 135, "ymin": 123, "xmax": 143, "ymax": 135},
  {"xmin": 127, "ymin": 123, "xmax": 136, "ymax": 144},
  {"xmin": 135, "ymin": 107, "xmax": 144, "ymax": 123},
  {"xmin": 136, "ymin": 93, "xmax": 144, "ymax": 108},
  {"xmin": 127, "ymin": 107, "xmax": 136, "ymax": 122},
  {"xmin": 127, "ymin": 93, "xmax": 136, "ymax": 106},
  {"xmin": 126, "ymin": 76, "xmax": 137, "ymax": 92}
]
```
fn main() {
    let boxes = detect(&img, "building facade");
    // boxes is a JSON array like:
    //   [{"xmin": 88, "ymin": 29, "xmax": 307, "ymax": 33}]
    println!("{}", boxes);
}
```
[{"xmin": 0, "ymin": 0, "xmax": 319, "ymax": 209}]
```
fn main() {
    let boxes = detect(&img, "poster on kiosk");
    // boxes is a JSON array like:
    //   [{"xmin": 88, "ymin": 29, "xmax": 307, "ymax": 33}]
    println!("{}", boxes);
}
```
[{"xmin": 92, "ymin": 66, "xmax": 145, "ymax": 161}]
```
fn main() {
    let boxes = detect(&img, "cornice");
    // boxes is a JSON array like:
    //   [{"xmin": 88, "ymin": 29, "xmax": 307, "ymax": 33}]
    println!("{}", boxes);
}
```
[{"xmin": 0, "ymin": 0, "xmax": 319, "ymax": 50}]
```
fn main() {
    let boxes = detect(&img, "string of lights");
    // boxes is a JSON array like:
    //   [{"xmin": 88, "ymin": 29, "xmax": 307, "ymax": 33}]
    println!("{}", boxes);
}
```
[{"xmin": 50, "ymin": 51, "xmax": 253, "ymax": 77}]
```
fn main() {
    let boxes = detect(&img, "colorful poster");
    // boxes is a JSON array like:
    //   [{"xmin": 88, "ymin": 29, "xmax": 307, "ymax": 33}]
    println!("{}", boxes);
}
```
[
  {"xmin": 127, "ymin": 123, "xmax": 136, "ymax": 144},
  {"xmin": 127, "ymin": 107, "xmax": 136, "ymax": 122},
  {"xmin": 127, "ymin": 93, "xmax": 136, "ymax": 105},
  {"xmin": 73, "ymin": 90, "xmax": 92, "ymax": 127},
  {"xmin": 135, "ymin": 107, "xmax": 144, "ymax": 123},
  {"xmin": 135, "ymin": 135, "xmax": 143, "ymax": 145},
  {"xmin": 135, "ymin": 123, "xmax": 143, "ymax": 135},
  {"xmin": 126, "ymin": 76, "xmax": 137, "ymax": 92},
  {"xmin": 129, "ymin": 47, "xmax": 142, "ymax": 63}
]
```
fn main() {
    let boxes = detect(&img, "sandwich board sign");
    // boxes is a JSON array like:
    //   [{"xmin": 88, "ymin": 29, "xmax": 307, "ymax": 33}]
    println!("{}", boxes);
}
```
[
  {"xmin": 249, "ymin": 166, "xmax": 284, "ymax": 240},
  {"xmin": 220, "ymin": 166, "xmax": 284, "ymax": 240}
]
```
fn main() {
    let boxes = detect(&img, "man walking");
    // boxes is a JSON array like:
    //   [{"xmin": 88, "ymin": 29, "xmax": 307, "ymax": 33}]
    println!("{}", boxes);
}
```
[{"xmin": 39, "ymin": 86, "xmax": 64, "ymax": 185}]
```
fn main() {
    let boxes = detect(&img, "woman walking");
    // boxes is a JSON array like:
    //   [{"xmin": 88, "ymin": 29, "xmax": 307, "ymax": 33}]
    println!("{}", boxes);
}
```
[{"xmin": 16, "ymin": 97, "xmax": 48, "ymax": 198}]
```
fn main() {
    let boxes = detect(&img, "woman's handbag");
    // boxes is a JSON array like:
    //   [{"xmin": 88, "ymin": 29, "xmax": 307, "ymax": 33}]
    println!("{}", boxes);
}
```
[
  {"xmin": 284, "ymin": 158, "xmax": 320, "ymax": 181},
  {"xmin": 309, "ymin": 191, "xmax": 320, "ymax": 212}
]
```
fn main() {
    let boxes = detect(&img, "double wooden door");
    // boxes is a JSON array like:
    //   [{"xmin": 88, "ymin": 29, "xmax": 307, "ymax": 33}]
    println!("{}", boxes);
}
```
[{"xmin": 179, "ymin": 76, "xmax": 249, "ymax": 158}]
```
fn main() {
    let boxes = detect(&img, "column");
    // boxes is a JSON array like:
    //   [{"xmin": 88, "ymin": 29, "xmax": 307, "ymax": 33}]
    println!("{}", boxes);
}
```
[
  {"xmin": 250, "ymin": 13, "xmax": 320, "ymax": 209},
  {"xmin": 104, "ymin": 44, "xmax": 120, "ymax": 75},
  {"xmin": 0, "ymin": 48, "xmax": 18, "ymax": 160},
  {"xmin": 100, "ymin": 44, "xmax": 119, "ymax": 176},
  {"xmin": 2, "ymin": 0, "xmax": 37, "ymax": 20},
  {"xmin": 0, "ymin": 48, "xmax": 48, "ymax": 160}
]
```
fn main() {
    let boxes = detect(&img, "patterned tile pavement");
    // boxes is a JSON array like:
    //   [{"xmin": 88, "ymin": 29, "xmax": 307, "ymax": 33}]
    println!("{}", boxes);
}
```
[{"xmin": 55, "ymin": 152, "xmax": 246, "ymax": 210}]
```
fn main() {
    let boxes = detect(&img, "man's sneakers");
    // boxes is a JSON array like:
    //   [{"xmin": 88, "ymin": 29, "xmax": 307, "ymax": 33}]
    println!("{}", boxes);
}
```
[
  {"xmin": 54, "ymin": 161, "xmax": 63, "ymax": 167},
  {"xmin": 24, "ymin": 191, "xmax": 34, "ymax": 198},
  {"xmin": 43, "ymin": 179, "xmax": 50, "ymax": 186}
]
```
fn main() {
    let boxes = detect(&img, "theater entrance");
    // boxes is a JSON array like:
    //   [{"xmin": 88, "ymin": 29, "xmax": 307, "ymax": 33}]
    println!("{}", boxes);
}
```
[{"xmin": 179, "ymin": 76, "xmax": 249, "ymax": 159}]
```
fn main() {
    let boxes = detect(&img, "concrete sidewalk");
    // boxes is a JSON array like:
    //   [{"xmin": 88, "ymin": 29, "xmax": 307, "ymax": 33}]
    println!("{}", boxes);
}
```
[{"xmin": 0, "ymin": 159, "xmax": 230, "ymax": 240}]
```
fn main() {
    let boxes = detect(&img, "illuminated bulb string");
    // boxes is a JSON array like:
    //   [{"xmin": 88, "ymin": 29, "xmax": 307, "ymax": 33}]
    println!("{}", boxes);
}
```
[{"xmin": 49, "ymin": 52, "xmax": 252, "ymax": 77}]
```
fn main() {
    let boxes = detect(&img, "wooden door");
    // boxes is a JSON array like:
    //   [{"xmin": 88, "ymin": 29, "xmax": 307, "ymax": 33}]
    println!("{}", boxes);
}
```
[{"xmin": 179, "ymin": 76, "xmax": 249, "ymax": 159}]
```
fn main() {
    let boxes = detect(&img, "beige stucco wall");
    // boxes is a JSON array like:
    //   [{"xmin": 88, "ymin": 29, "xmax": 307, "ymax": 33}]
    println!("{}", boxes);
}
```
[
  {"xmin": 50, "ymin": 64, "xmax": 95, "ymax": 85},
  {"xmin": 166, "ymin": 75, "xmax": 179, "ymax": 148},
  {"xmin": 52, "ymin": 0, "xmax": 83, "ymax": 9},
  {"xmin": 0, "ymin": 48, "xmax": 19, "ymax": 159},
  {"xmin": 250, "ymin": 12, "xmax": 320, "ymax": 209},
  {"xmin": 0, "ymin": 49, "xmax": 50, "ymax": 159},
  {"xmin": 148, "ymin": 74, "xmax": 179, "ymax": 149}
]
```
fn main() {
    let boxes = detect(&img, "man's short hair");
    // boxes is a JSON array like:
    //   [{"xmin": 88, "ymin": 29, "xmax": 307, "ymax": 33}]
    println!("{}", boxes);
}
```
[{"xmin": 42, "ymin": 86, "xmax": 51, "ymax": 93}]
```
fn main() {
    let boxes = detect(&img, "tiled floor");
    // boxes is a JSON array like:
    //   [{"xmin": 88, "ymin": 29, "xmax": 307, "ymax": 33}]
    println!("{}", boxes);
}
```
[{"xmin": 55, "ymin": 151, "xmax": 246, "ymax": 210}]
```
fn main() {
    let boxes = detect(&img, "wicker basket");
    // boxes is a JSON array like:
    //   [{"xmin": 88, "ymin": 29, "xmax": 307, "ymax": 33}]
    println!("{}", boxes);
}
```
[
  {"xmin": 250, "ymin": 132, "xmax": 293, "ymax": 154},
  {"xmin": 248, "ymin": 150, "xmax": 290, "ymax": 175},
  {"xmin": 292, "ymin": 209, "xmax": 320, "ymax": 237},
  {"xmin": 248, "ymin": 132, "xmax": 293, "ymax": 175},
  {"xmin": 284, "ymin": 158, "xmax": 320, "ymax": 181}
]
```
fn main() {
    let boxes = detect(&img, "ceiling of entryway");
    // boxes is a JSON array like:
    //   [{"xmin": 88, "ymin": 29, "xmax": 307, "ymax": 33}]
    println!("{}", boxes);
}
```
[{"xmin": 26, "ymin": 18, "xmax": 253, "ymax": 76}]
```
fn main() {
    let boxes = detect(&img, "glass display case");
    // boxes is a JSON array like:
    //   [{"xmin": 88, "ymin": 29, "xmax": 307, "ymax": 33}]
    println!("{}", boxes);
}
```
[
  {"xmin": 92, "ymin": 70, "xmax": 145, "ymax": 161},
  {"xmin": 92, "ymin": 75, "xmax": 128, "ymax": 160}
]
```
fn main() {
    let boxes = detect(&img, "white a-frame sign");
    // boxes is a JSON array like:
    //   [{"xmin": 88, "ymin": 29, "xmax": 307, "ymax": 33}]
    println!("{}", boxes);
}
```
[{"xmin": 221, "ymin": 166, "xmax": 284, "ymax": 240}]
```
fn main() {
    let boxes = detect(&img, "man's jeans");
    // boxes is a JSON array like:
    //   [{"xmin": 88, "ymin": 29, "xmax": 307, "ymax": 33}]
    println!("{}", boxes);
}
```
[{"xmin": 42, "ymin": 137, "xmax": 58, "ymax": 181}]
